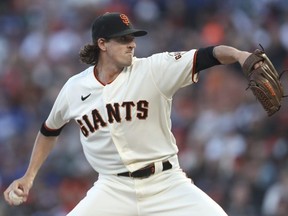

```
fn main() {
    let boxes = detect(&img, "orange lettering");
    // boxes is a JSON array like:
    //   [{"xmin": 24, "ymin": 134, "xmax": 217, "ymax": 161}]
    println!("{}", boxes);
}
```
[{"xmin": 120, "ymin": 14, "xmax": 130, "ymax": 26}]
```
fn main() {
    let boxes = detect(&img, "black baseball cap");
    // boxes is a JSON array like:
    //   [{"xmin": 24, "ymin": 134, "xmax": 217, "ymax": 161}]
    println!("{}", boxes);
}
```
[{"xmin": 92, "ymin": 12, "xmax": 147, "ymax": 42}]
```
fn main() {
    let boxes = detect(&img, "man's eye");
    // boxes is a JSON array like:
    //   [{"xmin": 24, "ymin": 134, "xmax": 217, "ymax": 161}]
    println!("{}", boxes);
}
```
[
  {"xmin": 112, "ymin": 35, "xmax": 134, "ymax": 44},
  {"xmin": 121, "ymin": 36, "xmax": 134, "ymax": 43}
]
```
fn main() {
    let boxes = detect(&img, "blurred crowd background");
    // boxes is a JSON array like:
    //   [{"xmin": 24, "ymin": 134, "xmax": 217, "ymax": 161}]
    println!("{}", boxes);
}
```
[{"xmin": 1, "ymin": 0, "xmax": 288, "ymax": 215}]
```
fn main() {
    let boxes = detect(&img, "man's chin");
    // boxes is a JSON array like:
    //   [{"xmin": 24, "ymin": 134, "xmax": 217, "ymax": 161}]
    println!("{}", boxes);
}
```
[{"xmin": 125, "ymin": 59, "xmax": 133, "ymax": 66}]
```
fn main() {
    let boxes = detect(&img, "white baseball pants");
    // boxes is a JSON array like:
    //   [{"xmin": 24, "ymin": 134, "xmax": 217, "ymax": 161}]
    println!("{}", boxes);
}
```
[{"xmin": 66, "ymin": 167, "xmax": 227, "ymax": 216}]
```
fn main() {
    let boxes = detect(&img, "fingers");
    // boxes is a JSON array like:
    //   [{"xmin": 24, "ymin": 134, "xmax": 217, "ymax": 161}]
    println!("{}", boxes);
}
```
[
  {"xmin": 3, "ymin": 179, "xmax": 31, "ymax": 205},
  {"xmin": 13, "ymin": 188, "xmax": 27, "ymax": 202},
  {"xmin": 4, "ymin": 185, "xmax": 19, "ymax": 205},
  {"xmin": 3, "ymin": 188, "xmax": 12, "ymax": 205},
  {"xmin": 254, "ymin": 61, "xmax": 263, "ymax": 69}
]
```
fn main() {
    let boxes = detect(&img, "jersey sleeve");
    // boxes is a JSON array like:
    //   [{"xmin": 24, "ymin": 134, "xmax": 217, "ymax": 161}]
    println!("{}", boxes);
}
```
[
  {"xmin": 43, "ymin": 82, "xmax": 71, "ymax": 133},
  {"xmin": 149, "ymin": 49, "xmax": 198, "ymax": 98}
]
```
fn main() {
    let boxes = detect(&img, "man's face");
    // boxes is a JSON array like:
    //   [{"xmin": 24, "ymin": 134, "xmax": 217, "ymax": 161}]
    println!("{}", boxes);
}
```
[{"xmin": 104, "ymin": 34, "xmax": 136, "ymax": 67}]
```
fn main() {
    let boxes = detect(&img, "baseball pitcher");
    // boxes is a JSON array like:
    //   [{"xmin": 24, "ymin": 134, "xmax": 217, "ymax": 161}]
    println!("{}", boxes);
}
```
[{"xmin": 4, "ymin": 12, "xmax": 284, "ymax": 216}]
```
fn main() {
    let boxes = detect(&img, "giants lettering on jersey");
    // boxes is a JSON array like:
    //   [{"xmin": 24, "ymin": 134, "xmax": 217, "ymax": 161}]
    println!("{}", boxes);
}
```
[{"xmin": 76, "ymin": 100, "xmax": 148, "ymax": 137}]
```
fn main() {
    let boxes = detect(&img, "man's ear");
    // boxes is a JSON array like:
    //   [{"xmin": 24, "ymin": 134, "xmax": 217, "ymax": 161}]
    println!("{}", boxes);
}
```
[{"xmin": 97, "ymin": 38, "xmax": 107, "ymax": 51}]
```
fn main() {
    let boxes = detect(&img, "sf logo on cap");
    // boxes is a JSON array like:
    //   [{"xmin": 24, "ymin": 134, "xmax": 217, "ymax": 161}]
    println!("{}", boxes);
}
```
[{"xmin": 120, "ymin": 14, "xmax": 130, "ymax": 26}]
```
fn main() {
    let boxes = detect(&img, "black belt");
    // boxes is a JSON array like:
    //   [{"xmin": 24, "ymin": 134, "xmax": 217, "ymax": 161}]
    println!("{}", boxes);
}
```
[{"xmin": 118, "ymin": 161, "xmax": 172, "ymax": 179}]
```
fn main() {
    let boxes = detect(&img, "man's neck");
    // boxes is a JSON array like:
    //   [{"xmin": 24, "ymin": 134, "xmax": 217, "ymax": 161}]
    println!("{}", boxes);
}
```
[{"xmin": 95, "ymin": 64, "xmax": 123, "ymax": 84}]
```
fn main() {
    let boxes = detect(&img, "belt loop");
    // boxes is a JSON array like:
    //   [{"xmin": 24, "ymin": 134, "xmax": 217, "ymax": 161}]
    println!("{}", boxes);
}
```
[{"xmin": 154, "ymin": 161, "xmax": 163, "ymax": 175}]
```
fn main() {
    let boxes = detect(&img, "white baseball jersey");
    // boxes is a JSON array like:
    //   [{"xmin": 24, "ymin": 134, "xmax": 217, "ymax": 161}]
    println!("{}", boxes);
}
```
[{"xmin": 44, "ymin": 49, "xmax": 198, "ymax": 174}]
